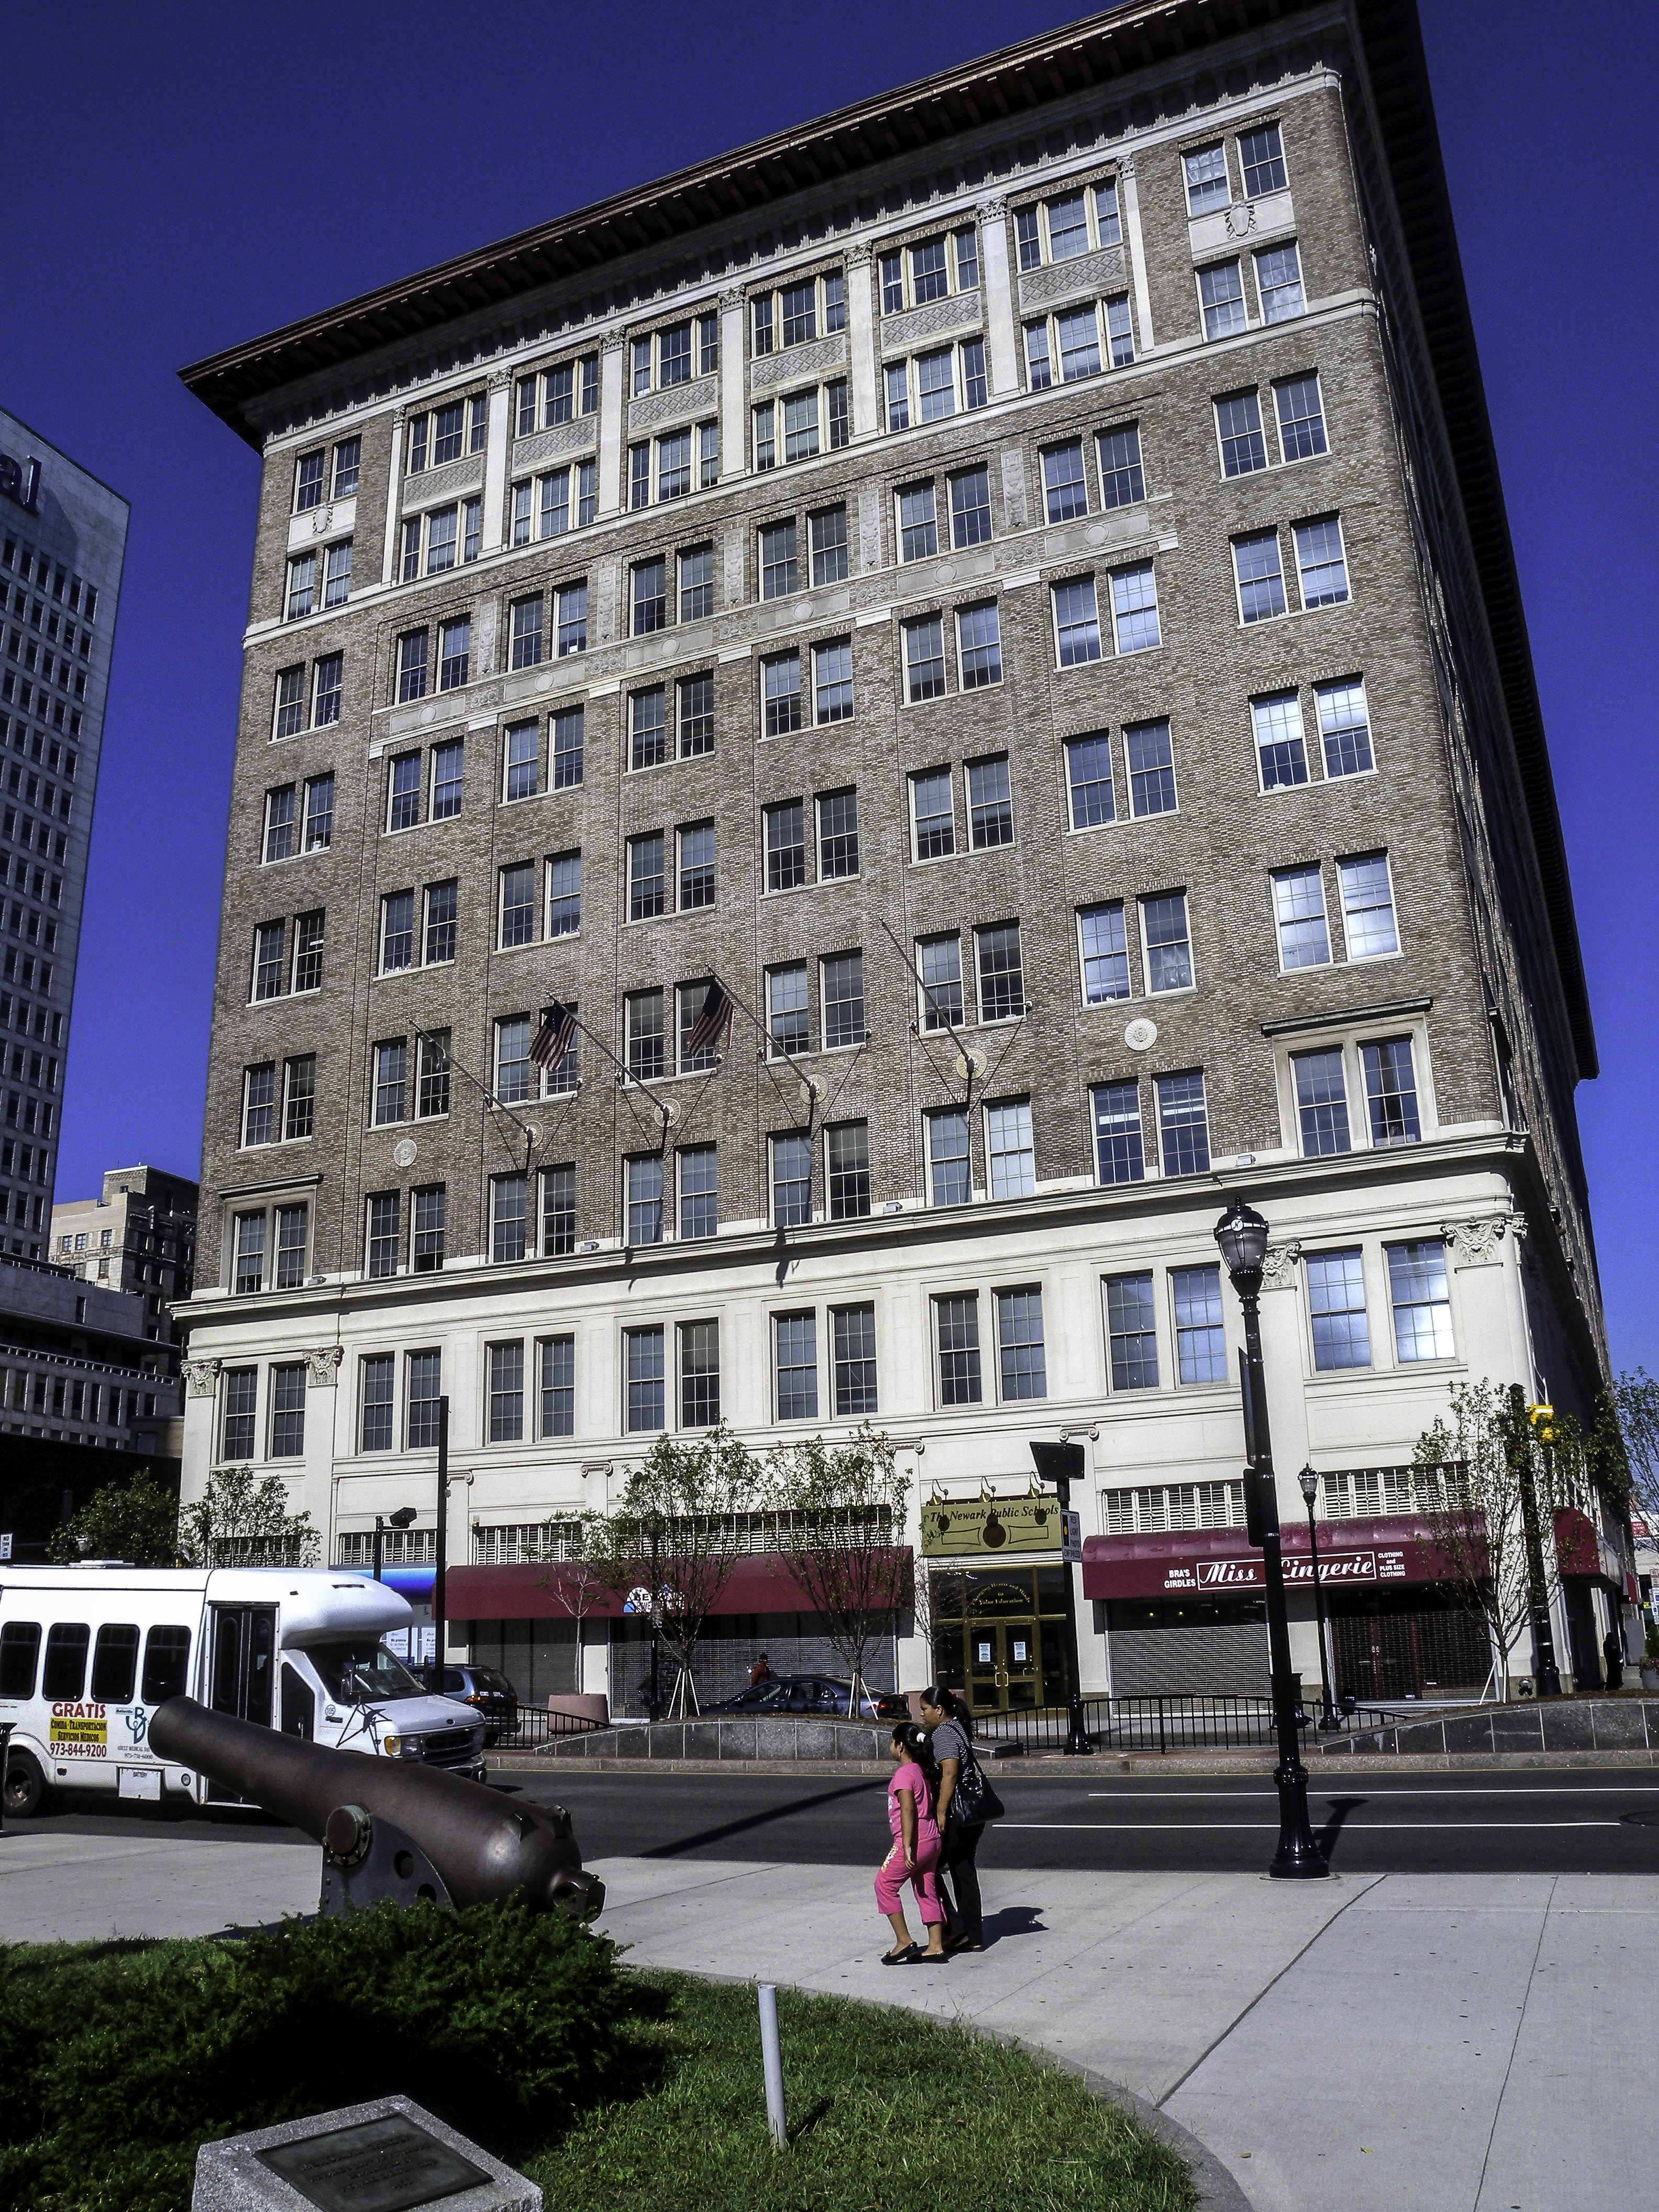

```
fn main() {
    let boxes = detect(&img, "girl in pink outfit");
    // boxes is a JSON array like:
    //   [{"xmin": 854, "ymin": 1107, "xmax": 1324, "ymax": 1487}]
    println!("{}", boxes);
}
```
[{"xmin": 876, "ymin": 1723, "xmax": 947, "ymax": 1963}]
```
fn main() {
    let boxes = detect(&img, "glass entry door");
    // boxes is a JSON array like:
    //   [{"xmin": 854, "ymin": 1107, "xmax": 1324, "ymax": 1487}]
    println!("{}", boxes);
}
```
[
  {"xmin": 207, "ymin": 1605, "xmax": 276, "ymax": 1800},
  {"xmin": 967, "ymin": 1623, "xmax": 1041, "ymax": 1711}
]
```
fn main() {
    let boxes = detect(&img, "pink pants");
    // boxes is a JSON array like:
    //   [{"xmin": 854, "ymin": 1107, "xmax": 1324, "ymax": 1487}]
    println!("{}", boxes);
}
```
[{"xmin": 875, "ymin": 1829, "xmax": 944, "ymax": 1923}]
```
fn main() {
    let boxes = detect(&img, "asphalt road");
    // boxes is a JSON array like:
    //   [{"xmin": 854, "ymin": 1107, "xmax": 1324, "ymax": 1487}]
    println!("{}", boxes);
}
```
[{"xmin": 24, "ymin": 1766, "xmax": 1657, "ymax": 1874}]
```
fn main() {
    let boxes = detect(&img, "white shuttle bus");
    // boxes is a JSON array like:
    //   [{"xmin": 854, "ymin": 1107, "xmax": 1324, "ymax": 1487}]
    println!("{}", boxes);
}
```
[{"xmin": 0, "ymin": 1564, "xmax": 485, "ymax": 1817}]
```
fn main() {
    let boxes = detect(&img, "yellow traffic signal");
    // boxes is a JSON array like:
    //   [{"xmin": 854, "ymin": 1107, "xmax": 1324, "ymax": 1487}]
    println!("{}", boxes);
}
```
[{"xmin": 1528, "ymin": 1402, "xmax": 1556, "ymax": 1447}]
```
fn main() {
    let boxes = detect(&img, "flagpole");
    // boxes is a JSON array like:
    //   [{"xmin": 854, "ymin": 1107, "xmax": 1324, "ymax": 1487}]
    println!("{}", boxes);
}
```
[
  {"xmin": 868, "ymin": 912, "xmax": 982, "ymax": 1104},
  {"xmin": 411, "ymin": 1024, "xmax": 543, "ymax": 1171},
  {"xmin": 550, "ymin": 1004, "xmax": 677, "ymax": 1138},
  {"xmin": 699, "ymin": 969, "xmax": 823, "ymax": 1118}
]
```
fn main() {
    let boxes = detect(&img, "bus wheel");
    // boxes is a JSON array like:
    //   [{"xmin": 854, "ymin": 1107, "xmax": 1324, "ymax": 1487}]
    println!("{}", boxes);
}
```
[{"xmin": 3, "ymin": 1752, "xmax": 47, "ymax": 1818}]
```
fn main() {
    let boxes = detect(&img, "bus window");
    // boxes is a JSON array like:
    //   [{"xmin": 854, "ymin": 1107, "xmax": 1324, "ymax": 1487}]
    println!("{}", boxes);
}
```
[
  {"xmin": 280, "ymin": 1664, "xmax": 315, "ymax": 1740},
  {"xmin": 0, "ymin": 1621, "xmax": 41, "ymax": 1698},
  {"xmin": 90, "ymin": 1623, "xmax": 140, "ymax": 1704},
  {"xmin": 41, "ymin": 1623, "xmax": 90, "ymax": 1701},
  {"xmin": 141, "ymin": 1626, "xmax": 192, "ymax": 1704}
]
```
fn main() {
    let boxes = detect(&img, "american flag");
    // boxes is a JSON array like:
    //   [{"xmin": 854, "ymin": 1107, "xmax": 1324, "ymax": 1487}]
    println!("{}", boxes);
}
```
[
  {"xmin": 684, "ymin": 978, "xmax": 733, "ymax": 1059},
  {"xmin": 529, "ymin": 1001, "xmax": 577, "ymax": 1072}
]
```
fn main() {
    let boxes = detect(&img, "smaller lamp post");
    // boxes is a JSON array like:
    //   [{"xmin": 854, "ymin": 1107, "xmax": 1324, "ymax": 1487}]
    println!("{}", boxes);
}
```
[
  {"xmin": 1030, "ymin": 1440, "xmax": 1093, "ymax": 1755},
  {"xmin": 373, "ymin": 1505, "xmax": 418, "ymax": 1583},
  {"xmin": 1296, "ymin": 1465, "xmax": 1341, "ymax": 1732}
]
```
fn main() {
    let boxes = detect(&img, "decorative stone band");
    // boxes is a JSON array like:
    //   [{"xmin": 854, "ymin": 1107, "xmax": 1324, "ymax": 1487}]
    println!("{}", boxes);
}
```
[
  {"xmin": 1017, "ymin": 243, "xmax": 1127, "ymax": 314},
  {"xmin": 1440, "ymin": 1215, "xmax": 1513, "ymax": 1268},
  {"xmin": 627, "ymin": 374, "xmax": 718, "ymax": 435},
  {"xmin": 749, "ymin": 332, "xmax": 847, "ymax": 392},
  {"xmin": 511, "ymin": 418, "xmax": 597, "ymax": 470},
  {"xmin": 879, "ymin": 290, "xmax": 983, "ymax": 352},
  {"xmin": 182, "ymin": 1357, "xmax": 222, "ymax": 1399},
  {"xmin": 399, "ymin": 451, "xmax": 485, "ymax": 515}
]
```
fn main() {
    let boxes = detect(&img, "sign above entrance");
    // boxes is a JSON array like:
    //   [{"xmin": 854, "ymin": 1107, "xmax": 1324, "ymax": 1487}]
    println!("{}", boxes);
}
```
[
  {"xmin": 1163, "ymin": 1547, "xmax": 1408, "ymax": 1595},
  {"xmin": 921, "ymin": 1499, "xmax": 1059, "ymax": 1557}
]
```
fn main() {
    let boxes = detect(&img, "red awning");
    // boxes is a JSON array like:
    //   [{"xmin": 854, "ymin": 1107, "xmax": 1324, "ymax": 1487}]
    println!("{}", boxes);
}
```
[
  {"xmin": 1081, "ymin": 1513, "xmax": 1478, "ymax": 1601},
  {"xmin": 447, "ymin": 1551, "xmax": 909, "ymax": 1623},
  {"xmin": 1553, "ymin": 1507, "xmax": 1625, "ymax": 1592}
]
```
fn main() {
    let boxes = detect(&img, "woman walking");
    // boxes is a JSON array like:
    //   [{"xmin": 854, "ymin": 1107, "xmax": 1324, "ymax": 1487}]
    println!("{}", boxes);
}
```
[
  {"xmin": 875, "ymin": 1722, "xmax": 947, "ymax": 1963},
  {"xmin": 920, "ymin": 1685, "xmax": 984, "ymax": 1953}
]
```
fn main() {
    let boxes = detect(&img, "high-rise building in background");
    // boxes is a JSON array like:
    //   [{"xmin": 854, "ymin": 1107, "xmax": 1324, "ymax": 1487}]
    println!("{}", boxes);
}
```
[
  {"xmin": 0, "ymin": 407, "xmax": 128, "ymax": 1260},
  {"xmin": 175, "ymin": 0, "xmax": 1620, "ymax": 1720},
  {"xmin": 51, "ymin": 1164, "xmax": 198, "ymax": 1343}
]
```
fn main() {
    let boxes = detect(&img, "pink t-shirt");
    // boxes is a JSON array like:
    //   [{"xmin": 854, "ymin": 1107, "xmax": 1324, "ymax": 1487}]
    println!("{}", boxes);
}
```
[{"xmin": 887, "ymin": 1760, "xmax": 937, "ymax": 1842}]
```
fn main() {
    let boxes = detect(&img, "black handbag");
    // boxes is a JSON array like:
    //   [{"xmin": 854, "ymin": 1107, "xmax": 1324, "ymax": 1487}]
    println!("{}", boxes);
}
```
[{"xmin": 948, "ymin": 1745, "xmax": 1004, "ymax": 1826}]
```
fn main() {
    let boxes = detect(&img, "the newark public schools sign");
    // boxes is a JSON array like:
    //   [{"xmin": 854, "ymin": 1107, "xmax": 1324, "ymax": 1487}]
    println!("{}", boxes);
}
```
[
  {"xmin": 1163, "ymin": 1546, "xmax": 1410, "ymax": 1595},
  {"xmin": 922, "ymin": 1499, "xmax": 1060, "ymax": 1557}
]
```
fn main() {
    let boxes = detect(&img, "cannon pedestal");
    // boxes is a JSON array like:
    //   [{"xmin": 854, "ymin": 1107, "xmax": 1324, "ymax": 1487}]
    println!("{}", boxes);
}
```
[{"xmin": 318, "ymin": 1802, "xmax": 454, "ymax": 1916}]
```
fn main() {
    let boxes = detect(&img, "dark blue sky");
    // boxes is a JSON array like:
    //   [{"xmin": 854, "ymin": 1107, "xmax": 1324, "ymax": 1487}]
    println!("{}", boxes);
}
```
[{"xmin": 4, "ymin": 2, "xmax": 1653, "ymax": 1368}]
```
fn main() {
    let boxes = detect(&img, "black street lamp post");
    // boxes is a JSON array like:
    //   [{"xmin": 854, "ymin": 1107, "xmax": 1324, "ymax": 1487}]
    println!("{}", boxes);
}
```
[
  {"xmin": 1214, "ymin": 1199, "xmax": 1328, "ymax": 1879},
  {"xmin": 1030, "ymin": 1440, "xmax": 1093, "ymax": 1755},
  {"xmin": 1297, "ymin": 1465, "xmax": 1341, "ymax": 1732},
  {"xmin": 432, "ymin": 1395, "xmax": 450, "ymax": 1690}
]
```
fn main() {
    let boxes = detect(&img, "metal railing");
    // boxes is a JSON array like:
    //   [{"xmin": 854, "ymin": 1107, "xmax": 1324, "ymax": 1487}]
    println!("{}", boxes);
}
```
[
  {"xmin": 490, "ymin": 1705, "xmax": 609, "ymax": 1749},
  {"xmin": 967, "ymin": 1694, "xmax": 1415, "ymax": 1755}
]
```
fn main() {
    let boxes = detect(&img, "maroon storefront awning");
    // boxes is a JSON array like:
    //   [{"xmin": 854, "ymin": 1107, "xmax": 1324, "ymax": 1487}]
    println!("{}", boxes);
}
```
[
  {"xmin": 448, "ymin": 1551, "xmax": 910, "ymax": 1623},
  {"xmin": 1554, "ymin": 1507, "xmax": 1626, "ymax": 1594},
  {"xmin": 1081, "ymin": 1514, "xmax": 1479, "ymax": 1602}
]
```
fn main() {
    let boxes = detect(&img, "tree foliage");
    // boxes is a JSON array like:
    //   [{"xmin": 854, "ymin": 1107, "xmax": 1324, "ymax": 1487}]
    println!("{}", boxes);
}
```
[
  {"xmin": 585, "ymin": 1426, "xmax": 758, "ymax": 1714},
  {"xmin": 176, "ymin": 1466, "xmax": 319, "ymax": 1568},
  {"xmin": 1413, "ymin": 1379, "xmax": 1586, "ymax": 1700},
  {"xmin": 1611, "ymin": 1368, "xmax": 1659, "ymax": 1523},
  {"xmin": 765, "ymin": 1425, "xmax": 911, "ymax": 1705},
  {"xmin": 45, "ymin": 1473, "xmax": 180, "ymax": 1566}
]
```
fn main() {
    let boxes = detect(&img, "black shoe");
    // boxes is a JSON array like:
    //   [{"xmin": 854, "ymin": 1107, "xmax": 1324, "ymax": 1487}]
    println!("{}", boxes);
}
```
[{"xmin": 880, "ymin": 1944, "xmax": 921, "ymax": 1964}]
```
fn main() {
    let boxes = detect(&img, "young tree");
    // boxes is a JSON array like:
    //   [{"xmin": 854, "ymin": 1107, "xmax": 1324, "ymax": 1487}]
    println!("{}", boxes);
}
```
[
  {"xmin": 765, "ymin": 1424, "xmax": 911, "ymax": 1714},
  {"xmin": 178, "ymin": 1468, "xmax": 320, "ymax": 1569},
  {"xmin": 525, "ymin": 1512, "xmax": 611, "ymax": 1701},
  {"xmin": 1611, "ymin": 1369, "xmax": 1659, "ymax": 1524},
  {"xmin": 588, "ymin": 1426, "xmax": 757, "ymax": 1718},
  {"xmin": 1413, "ymin": 1379, "xmax": 1585, "ymax": 1701},
  {"xmin": 46, "ymin": 1473, "xmax": 181, "ymax": 1567}
]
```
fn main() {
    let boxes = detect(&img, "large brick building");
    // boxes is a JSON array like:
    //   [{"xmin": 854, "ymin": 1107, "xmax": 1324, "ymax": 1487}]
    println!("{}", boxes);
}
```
[{"xmin": 175, "ymin": 0, "xmax": 1617, "ymax": 1717}]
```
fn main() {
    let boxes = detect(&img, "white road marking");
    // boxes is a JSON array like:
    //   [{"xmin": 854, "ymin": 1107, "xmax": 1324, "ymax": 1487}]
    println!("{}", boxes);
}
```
[
  {"xmin": 1085, "ymin": 1786, "xmax": 1659, "ymax": 1799},
  {"xmin": 1001, "ymin": 1820, "xmax": 1623, "ymax": 1832}
]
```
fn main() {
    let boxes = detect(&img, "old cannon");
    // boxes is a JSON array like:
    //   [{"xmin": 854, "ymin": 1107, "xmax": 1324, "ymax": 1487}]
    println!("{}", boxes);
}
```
[{"xmin": 150, "ymin": 1696, "xmax": 604, "ymax": 1919}]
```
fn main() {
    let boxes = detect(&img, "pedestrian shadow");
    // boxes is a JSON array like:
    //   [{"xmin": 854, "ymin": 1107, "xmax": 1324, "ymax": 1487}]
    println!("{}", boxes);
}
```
[
  {"xmin": 1317, "ymin": 1796, "xmax": 1365, "ymax": 1864},
  {"xmin": 979, "ymin": 1905, "xmax": 1047, "ymax": 1947}
]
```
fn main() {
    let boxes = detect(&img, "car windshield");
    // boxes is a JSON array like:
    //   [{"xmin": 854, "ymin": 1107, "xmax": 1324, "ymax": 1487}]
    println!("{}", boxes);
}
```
[
  {"xmin": 307, "ymin": 1640, "xmax": 425, "ymax": 1706},
  {"xmin": 738, "ymin": 1680, "xmax": 792, "ymax": 1707},
  {"xmin": 475, "ymin": 1669, "xmax": 514, "ymax": 1695}
]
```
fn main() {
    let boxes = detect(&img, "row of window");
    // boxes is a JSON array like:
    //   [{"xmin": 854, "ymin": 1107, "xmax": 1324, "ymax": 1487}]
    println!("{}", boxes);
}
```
[{"xmin": 264, "ymin": 667, "xmax": 1373, "ymax": 902}]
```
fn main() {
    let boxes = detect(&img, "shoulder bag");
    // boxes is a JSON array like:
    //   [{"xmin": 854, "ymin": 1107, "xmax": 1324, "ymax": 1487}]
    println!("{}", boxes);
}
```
[{"xmin": 947, "ymin": 1742, "xmax": 1005, "ymax": 1826}]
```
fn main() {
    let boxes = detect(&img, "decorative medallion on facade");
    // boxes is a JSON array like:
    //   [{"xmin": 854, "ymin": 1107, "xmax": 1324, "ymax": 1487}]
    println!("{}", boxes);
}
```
[
  {"xmin": 1124, "ymin": 1018, "xmax": 1157, "ymax": 1052},
  {"xmin": 392, "ymin": 1138, "xmax": 418, "ymax": 1169}
]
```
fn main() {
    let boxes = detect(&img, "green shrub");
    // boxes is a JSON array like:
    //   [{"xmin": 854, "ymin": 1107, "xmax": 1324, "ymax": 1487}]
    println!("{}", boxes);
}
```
[{"xmin": 0, "ymin": 1901, "xmax": 648, "ymax": 2212}]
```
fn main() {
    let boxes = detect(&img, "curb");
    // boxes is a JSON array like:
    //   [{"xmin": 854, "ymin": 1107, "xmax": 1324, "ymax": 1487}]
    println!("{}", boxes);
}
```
[{"xmin": 646, "ymin": 1962, "xmax": 1254, "ymax": 2212}]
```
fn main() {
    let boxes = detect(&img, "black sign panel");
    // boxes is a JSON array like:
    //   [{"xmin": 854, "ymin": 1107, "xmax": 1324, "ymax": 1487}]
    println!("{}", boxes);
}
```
[{"xmin": 257, "ymin": 2113, "xmax": 489, "ymax": 2212}]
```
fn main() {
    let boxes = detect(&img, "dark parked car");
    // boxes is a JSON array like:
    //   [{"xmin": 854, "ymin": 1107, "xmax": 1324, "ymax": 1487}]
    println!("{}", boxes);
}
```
[
  {"xmin": 705, "ymin": 1674, "xmax": 909, "ymax": 1721},
  {"xmin": 434, "ymin": 1664, "xmax": 518, "ymax": 1745}
]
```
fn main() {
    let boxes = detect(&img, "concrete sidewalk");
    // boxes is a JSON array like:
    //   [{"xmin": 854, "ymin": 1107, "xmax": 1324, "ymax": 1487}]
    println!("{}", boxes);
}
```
[
  {"xmin": 588, "ymin": 1854, "xmax": 1657, "ymax": 2212},
  {"xmin": 2, "ymin": 1829, "xmax": 1650, "ymax": 2211}
]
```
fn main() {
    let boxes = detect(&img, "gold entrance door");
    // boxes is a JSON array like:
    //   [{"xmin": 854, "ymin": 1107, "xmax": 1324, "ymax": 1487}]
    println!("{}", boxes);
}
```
[{"xmin": 965, "ymin": 1621, "xmax": 1042, "ymax": 1713}]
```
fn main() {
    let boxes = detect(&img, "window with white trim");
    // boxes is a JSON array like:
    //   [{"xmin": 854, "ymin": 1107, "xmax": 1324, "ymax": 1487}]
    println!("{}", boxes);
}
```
[
  {"xmin": 751, "ymin": 270, "xmax": 846, "ymax": 356},
  {"xmin": 754, "ymin": 380, "xmax": 848, "ymax": 470},
  {"xmin": 1024, "ymin": 295, "xmax": 1133, "ymax": 389},
  {"xmin": 1014, "ymin": 181, "xmax": 1122, "ymax": 267},
  {"xmin": 880, "ymin": 229, "xmax": 980, "ymax": 311},
  {"xmin": 1274, "ymin": 867, "xmax": 1331, "ymax": 970},
  {"xmin": 986, "ymin": 1099, "xmax": 1035, "ymax": 1199},
  {"xmin": 883, "ymin": 341, "xmax": 987, "ymax": 430},
  {"xmin": 515, "ymin": 355, "xmax": 600, "ymax": 434},
  {"xmin": 1338, "ymin": 853, "xmax": 1398, "ymax": 958},
  {"xmin": 1388, "ymin": 1241, "xmax": 1453, "ymax": 1362}
]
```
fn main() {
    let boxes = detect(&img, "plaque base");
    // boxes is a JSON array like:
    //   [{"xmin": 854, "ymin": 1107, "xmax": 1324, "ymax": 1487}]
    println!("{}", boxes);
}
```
[{"xmin": 192, "ymin": 2093, "xmax": 540, "ymax": 2212}]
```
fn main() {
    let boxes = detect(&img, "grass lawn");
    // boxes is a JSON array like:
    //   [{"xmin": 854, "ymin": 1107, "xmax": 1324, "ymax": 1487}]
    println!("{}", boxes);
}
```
[
  {"xmin": 0, "ymin": 1910, "xmax": 1192, "ymax": 2212},
  {"xmin": 535, "ymin": 1971, "xmax": 1193, "ymax": 2212}
]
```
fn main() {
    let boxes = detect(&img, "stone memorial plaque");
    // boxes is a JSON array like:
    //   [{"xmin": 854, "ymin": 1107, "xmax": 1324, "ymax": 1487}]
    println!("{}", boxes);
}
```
[{"xmin": 257, "ymin": 2114, "xmax": 488, "ymax": 2212}]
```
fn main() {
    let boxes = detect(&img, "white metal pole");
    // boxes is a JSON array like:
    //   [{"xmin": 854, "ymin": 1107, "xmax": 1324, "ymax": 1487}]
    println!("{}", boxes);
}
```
[{"xmin": 757, "ymin": 1983, "xmax": 787, "ymax": 2148}]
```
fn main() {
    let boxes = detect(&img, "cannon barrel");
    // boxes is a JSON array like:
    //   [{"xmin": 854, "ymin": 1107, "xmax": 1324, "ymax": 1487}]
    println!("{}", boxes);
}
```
[{"xmin": 150, "ymin": 1697, "xmax": 601, "ymax": 1915}]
